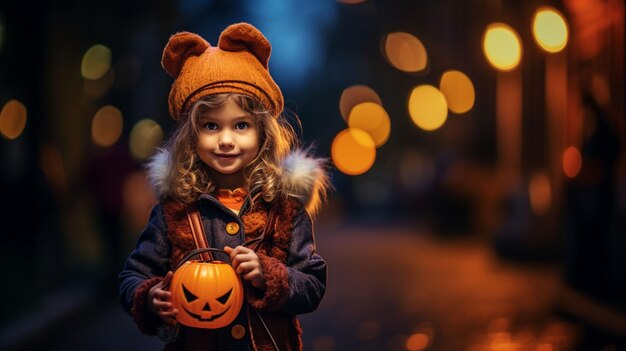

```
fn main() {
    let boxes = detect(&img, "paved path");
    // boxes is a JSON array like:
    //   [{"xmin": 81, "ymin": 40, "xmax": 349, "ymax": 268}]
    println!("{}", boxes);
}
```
[{"xmin": 300, "ymin": 222, "xmax": 571, "ymax": 351}]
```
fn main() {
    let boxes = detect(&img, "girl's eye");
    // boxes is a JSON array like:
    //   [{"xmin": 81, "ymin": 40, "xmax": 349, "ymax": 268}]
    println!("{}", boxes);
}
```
[
  {"xmin": 204, "ymin": 122, "xmax": 218, "ymax": 130},
  {"xmin": 235, "ymin": 122, "xmax": 250, "ymax": 130}
]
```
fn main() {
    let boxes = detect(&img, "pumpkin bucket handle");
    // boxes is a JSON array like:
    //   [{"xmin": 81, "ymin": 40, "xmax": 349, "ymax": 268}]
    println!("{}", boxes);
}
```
[{"xmin": 174, "ymin": 248, "xmax": 228, "ymax": 272}]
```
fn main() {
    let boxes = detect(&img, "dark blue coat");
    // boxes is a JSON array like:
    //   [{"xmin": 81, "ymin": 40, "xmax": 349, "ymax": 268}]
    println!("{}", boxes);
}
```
[{"xmin": 119, "ymin": 194, "xmax": 327, "ymax": 350}]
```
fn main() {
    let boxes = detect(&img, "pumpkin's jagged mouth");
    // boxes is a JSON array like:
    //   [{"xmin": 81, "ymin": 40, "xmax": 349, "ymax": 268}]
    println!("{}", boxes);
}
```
[{"xmin": 182, "ymin": 305, "xmax": 232, "ymax": 322}]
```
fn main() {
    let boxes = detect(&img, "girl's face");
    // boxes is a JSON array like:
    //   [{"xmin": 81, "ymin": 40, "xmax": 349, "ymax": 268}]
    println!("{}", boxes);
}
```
[{"xmin": 196, "ymin": 96, "xmax": 260, "ymax": 189}]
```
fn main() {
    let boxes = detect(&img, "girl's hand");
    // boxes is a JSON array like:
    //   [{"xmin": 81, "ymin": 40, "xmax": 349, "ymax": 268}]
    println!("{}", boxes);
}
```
[
  {"xmin": 224, "ymin": 246, "xmax": 266, "ymax": 290},
  {"xmin": 147, "ymin": 271, "xmax": 178, "ymax": 325}
]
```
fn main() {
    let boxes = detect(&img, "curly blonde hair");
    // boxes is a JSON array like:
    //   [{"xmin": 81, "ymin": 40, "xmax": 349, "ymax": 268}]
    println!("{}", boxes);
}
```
[{"xmin": 164, "ymin": 93, "xmax": 297, "ymax": 205}]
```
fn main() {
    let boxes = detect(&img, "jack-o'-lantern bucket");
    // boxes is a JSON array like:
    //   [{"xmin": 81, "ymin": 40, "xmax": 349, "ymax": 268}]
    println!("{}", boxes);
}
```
[{"xmin": 169, "ymin": 248, "xmax": 244, "ymax": 329}]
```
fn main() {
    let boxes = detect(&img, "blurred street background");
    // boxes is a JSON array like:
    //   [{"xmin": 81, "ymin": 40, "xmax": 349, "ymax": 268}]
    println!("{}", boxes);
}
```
[{"xmin": 0, "ymin": 0, "xmax": 624, "ymax": 350}]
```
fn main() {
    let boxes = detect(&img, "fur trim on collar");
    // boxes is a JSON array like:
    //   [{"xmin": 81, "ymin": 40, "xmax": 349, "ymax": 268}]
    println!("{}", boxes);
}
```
[
  {"xmin": 145, "ymin": 148, "xmax": 330, "ymax": 216},
  {"xmin": 145, "ymin": 148, "xmax": 172, "ymax": 200},
  {"xmin": 280, "ymin": 149, "xmax": 330, "ymax": 217}
]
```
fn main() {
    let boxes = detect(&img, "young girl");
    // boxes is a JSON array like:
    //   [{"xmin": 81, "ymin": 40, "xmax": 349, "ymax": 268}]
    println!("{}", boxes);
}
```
[{"xmin": 119, "ymin": 23, "xmax": 330, "ymax": 351}]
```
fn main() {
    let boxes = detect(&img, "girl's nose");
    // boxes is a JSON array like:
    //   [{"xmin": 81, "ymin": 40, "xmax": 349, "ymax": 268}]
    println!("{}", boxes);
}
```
[{"xmin": 218, "ymin": 131, "xmax": 234, "ymax": 148}]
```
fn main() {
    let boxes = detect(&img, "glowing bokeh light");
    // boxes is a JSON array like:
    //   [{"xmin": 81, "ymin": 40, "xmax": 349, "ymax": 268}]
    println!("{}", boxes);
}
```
[
  {"xmin": 408, "ymin": 85, "xmax": 448, "ymax": 131},
  {"xmin": 129, "ymin": 119, "xmax": 163, "ymax": 161},
  {"xmin": 92, "ymin": 105, "xmax": 124, "ymax": 147},
  {"xmin": 439, "ymin": 70, "xmax": 475, "ymax": 114},
  {"xmin": 81, "ymin": 44, "xmax": 112, "ymax": 80},
  {"xmin": 529, "ymin": 171, "xmax": 552, "ymax": 216},
  {"xmin": 331, "ymin": 128, "xmax": 376, "ymax": 176},
  {"xmin": 383, "ymin": 32, "xmax": 428, "ymax": 73},
  {"xmin": 339, "ymin": 85, "xmax": 383, "ymax": 121},
  {"xmin": 532, "ymin": 7, "xmax": 569, "ymax": 53},
  {"xmin": 562, "ymin": 146, "xmax": 582, "ymax": 178},
  {"xmin": 406, "ymin": 333, "xmax": 430, "ymax": 351},
  {"xmin": 348, "ymin": 102, "xmax": 391, "ymax": 147},
  {"xmin": 483, "ymin": 23, "xmax": 522, "ymax": 71},
  {"xmin": 0, "ymin": 99, "xmax": 27, "ymax": 140}
]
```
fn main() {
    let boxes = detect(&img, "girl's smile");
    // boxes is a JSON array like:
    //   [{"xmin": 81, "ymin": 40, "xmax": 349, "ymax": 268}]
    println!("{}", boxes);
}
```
[{"xmin": 214, "ymin": 153, "xmax": 240, "ymax": 159}]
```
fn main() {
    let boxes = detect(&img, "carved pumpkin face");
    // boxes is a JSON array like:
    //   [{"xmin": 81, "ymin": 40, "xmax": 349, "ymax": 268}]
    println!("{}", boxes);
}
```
[{"xmin": 170, "ymin": 260, "xmax": 244, "ymax": 329}]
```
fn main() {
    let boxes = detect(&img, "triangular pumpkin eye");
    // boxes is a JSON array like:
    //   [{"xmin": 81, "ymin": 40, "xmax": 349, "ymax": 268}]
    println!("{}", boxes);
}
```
[
  {"xmin": 182, "ymin": 284, "xmax": 198, "ymax": 302},
  {"xmin": 217, "ymin": 288, "xmax": 233, "ymax": 304}
]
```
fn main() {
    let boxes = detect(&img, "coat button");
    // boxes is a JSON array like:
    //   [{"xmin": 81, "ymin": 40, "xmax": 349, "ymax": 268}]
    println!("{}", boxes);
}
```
[
  {"xmin": 231, "ymin": 324, "xmax": 246, "ymax": 340},
  {"xmin": 226, "ymin": 222, "xmax": 240, "ymax": 235}
]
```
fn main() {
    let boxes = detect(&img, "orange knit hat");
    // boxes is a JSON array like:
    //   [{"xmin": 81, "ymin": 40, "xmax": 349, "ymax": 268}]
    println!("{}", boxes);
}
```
[{"xmin": 161, "ymin": 23, "xmax": 284, "ymax": 120}]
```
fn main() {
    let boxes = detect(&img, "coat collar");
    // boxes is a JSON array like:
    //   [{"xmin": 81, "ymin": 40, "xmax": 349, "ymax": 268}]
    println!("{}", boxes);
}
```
[{"xmin": 146, "ymin": 148, "xmax": 330, "ymax": 216}]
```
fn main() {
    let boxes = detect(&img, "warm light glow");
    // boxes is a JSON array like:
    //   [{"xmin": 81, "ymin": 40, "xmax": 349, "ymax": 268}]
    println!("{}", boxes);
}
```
[
  {"xmin": 408, "ymin": 85, "xmax": 448, "ymax": 131},
  {"xmin": 406, "ymin": 333, "xmax": 430, "ymax": 351},
  {"xmin": 383, "ymin": 32, "xmax": 428, "ymax": 73},
  {"xmin": 439, "ymin": 70, "xmax": 475, "ymax": 114},
  {"xmin": 129, "ymin": 119, "xmax": 163, "ymax": 161},
  {"xmin": 331, "ymin": 128, "xmax": 376, "ymax": 175},
  {"xmin": 529, "ymin": 171, "xmax": 552, "ymax": 216},
  {"xmin": 536, "ymin": 344, "xmax": 555, "ymax": 351},
  {"xmin": 483, "ymin": 23, "xmax": 522, "ymax": 71},
  {"xmin": 591, "ymin": 74, "xmax": 610, "ymax": 107},
  {"xmin": 0, "ymin": 99, "xmax": 27, "ymax": 140},
  {"xmin": 92, "ymin": 105, "xmax": 124, "ymax": 147},
  {"xmin": 348, "ymin": 102, "xmax": 391, "ymax": 147},
  {"xmin": 562, "ymin": 146, "xmax": 582, "ymax": 178},
  {"xmin": 532, "ymin": 7, "xmax": 569, "ymax": 53},
  {"xmin": 487, "ymin": 317, "xmax": 510, "ymax": 335},
  {"xmin": 339, "ymin": 85, "xmax": 383, "ymax": 121},
  {"xmin": 81, "ymin": 44, "xmax": 112, "ymax": 80}
]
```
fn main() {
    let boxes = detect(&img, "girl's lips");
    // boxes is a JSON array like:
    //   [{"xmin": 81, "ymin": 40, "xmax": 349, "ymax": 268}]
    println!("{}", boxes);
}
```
[{"xmin": 214, "ymin": 153, "xmax": 238, "ymax": 158}]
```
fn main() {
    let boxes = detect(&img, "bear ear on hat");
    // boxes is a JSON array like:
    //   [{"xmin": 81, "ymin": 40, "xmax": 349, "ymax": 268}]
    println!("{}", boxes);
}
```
[
  {"xmin": 162, "ymin": 32, "xmax": 210, "ymax": 78},
  {"xmin": 218, "ymin": 23, "xmax": 271, "ymax": 69}
]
